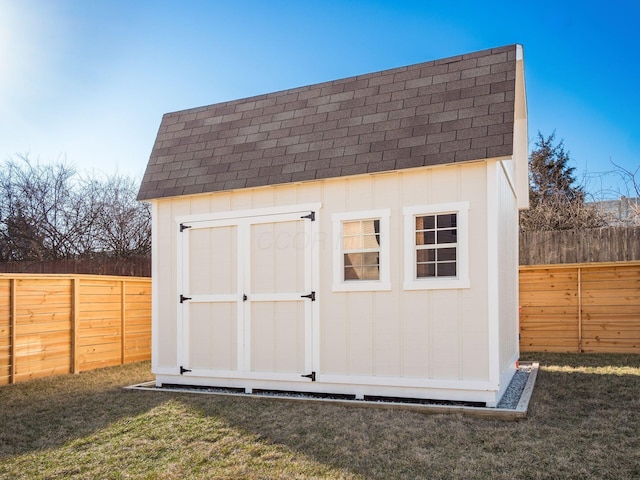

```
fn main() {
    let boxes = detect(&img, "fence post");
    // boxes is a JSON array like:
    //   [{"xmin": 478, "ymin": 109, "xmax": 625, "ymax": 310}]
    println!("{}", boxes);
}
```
[
  {"xmin": 121, "ymin": 279, "xmax": 126, "ymax": 365},
  {"xmin": 577, "ymin": 267, "xmax": 582, "ymax": 353},
  {"xmin": 71, "ymin": 277, "xmax": 80, "ymax": 374},
  {"xmin": 9, "ymin": 278, "xmax": 16, "ymax": 384}
]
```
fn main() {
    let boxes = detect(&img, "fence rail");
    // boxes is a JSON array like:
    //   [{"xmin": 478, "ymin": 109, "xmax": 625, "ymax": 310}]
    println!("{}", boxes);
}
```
[
  {"xmin": 0, "ymin": 274, "xmax": 151, "ymax": 385},
  {"xmin": 519, "ymin": 261, "xmax": 640, "ymax": 353}
]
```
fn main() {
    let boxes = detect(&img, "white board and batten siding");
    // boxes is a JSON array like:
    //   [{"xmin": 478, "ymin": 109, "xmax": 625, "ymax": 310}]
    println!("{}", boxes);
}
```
[{"xmin": 152, "ymin": 159, "xmax": 519, "ymax": 406}]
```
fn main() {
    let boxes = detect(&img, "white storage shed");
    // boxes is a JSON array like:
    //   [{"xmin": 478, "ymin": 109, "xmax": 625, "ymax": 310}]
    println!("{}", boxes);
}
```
[{"xmin": 138, "ymin": 44, "xmax": 528, "ymax": 407}]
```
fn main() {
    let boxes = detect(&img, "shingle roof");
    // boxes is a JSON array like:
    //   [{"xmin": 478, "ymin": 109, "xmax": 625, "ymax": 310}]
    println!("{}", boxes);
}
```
[{"xmin": 138, "ymin": 45, "xmax": 518, "ymax": 201}]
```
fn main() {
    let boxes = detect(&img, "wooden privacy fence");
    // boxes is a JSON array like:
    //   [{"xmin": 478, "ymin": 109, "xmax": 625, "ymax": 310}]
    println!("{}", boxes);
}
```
[
  {"xmin": 1, "ymin": 263, "xmax": 638, "ymax": 385},
  {"xmin": 519, "ymin": 262, "xmax": 640, "ymax": 353},
  {"xmin": 0, "ymin": 274, "xmax": 151, "ymax": 385},
  {"xmin": 520, "ymin": 227, "xmax": 640, "ymax": 265}
]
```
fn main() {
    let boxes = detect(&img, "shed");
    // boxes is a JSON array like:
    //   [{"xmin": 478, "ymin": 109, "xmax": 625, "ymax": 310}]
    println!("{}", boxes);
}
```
[{"xmin": 138, "ymin": 44, "xmax": 528, "ymax": 407}]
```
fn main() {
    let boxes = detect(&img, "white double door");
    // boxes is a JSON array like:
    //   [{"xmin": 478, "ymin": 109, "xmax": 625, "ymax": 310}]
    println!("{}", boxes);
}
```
[{"xmin": 178, "ymin": 207, "xmax": 316, "ymax": 382}]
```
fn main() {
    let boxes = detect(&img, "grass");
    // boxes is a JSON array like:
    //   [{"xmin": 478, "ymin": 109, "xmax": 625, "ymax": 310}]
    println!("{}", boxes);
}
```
[{"xmin": 0, "ymin": 353, "xmax": 638, "ymax": 479}]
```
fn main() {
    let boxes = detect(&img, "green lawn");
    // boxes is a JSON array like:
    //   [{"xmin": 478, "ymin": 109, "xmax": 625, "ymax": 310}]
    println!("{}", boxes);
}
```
[{"xmin": 1, "ymin": 353, "xmax": 639, "ymax": 479}]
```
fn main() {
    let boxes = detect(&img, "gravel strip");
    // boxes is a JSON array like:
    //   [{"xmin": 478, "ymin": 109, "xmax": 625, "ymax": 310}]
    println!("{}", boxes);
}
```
[
  {"xmin": 497, "ymin": 364, "xmax": 532, "ymax": 409},
  {"xmin": 136, "ymin": 364, "xmax": 533, "ymax": 410}
]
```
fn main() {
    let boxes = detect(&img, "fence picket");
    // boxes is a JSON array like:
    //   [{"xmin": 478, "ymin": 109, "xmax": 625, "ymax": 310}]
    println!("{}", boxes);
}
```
[
  {"xmin": 0, "ymin": 274, "xmax": 151, "ymax": 385},
  {"xmin": 519, "ymin": 262, "xmax": 640, "ymax": 353}
]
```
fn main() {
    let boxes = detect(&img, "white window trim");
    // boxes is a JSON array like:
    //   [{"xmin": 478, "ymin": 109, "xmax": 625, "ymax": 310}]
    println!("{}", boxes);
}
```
[
  {"xmin": 332, "ymin": 209, "xmax": 391, "ymax": 292},
  {"xmin": 403, "ymin": 202, "xmax": 470, "ymax": 290}
]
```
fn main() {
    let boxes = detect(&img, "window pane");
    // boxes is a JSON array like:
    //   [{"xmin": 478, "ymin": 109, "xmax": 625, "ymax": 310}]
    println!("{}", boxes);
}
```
[
  {"xmin": 416, "ymin": 231, "xmax": 435, "ymax": 245},
  {"xmin": 345, "ymin": 253, "xmax": 361, "ymax": 267},
  {"xmin": 437, "ymin": 229, "xmax": 457, "ymax": 243},
  {"xmin": 343, "ymin": 235, "xmax": 362, "ymax": 250},
  {"xmin": 362, "ymin": 252, "xmax": 379, "ymax": 267},
  {"xmin": 416, "ymin": 215, "xmax": 435, "ymax": 230},
  {"xmin": 417, "ymin": 263, "xmax": 436, "ymax": 278},
  {"xmin": 344, "ymin": 265, "xmax": 361, "ymax": 280},
  {"xmin": 416, "ymin": 249, "xmax": 435, "ymax": 262},
  {"xmin": 437, "ymin": 214, "xmax": 456, "ymax": 229},
  {"xmin": 362, "ymin": 233, "xmax": 380, "ymax": 248},
  {"xmin": 343, "ymin": 221, "xmax": 361, "ymax": 235},
  {"xmin": 438, "ymin": 247, "xmax": 456, "ymax": 261},
  {"xmin": 437, "ymin": 262, "xmax": 456, "ymax": 277},
  {"xmin": 361, "ymin": 219, "xmax": 376, "ymax": 234},
  {"xmin": 362, "ymin": 265, "xmax": 380, "ymax": 280}
]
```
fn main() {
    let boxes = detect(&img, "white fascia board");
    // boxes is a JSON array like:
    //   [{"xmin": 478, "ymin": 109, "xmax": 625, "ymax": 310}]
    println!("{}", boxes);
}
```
[{"xmin": 514, "ymin": 44, "xmax": 529, "ymax": 210}]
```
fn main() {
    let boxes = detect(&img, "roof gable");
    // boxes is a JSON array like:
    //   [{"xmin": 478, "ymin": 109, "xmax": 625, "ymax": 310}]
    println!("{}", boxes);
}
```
[{"xmin": 138, "ymin": 45, "xmax": 518, "ymax": 201}]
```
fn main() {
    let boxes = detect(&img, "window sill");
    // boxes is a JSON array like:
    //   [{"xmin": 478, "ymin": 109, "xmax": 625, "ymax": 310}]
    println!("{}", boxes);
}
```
[
  {"xmin": 403, "ymin": 277, "xmax": 470, "ymax": 290},
  {"xmin": 332, "ymin": 281, "xmax": 392, "ymax": 292}
]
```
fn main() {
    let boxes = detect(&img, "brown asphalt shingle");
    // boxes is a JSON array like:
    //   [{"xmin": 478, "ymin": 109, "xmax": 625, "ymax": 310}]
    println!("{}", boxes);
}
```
[{"xmin": 138, "ymin": 45, "xmax": 517, "ymax": 201}]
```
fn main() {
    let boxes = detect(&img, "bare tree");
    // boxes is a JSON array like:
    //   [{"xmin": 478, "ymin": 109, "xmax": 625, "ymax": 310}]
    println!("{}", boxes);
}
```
[
  {"xmin": 580, "ymin": 160, "xmax": 640, "ymax": 226},
  {"xmin": 0, "ymin": 155, "xmax": 93, "ymax": 260},
  {"xmin": 0, "ymin": 155, "xmax": 151, "ymax": 267},
  {"xmin": 601, "ymin": 161, "xmax": 640, "ymax": 225},
  {"xmin": 93, "ymin": 173, "xmax": 151, "ymax": 257}
]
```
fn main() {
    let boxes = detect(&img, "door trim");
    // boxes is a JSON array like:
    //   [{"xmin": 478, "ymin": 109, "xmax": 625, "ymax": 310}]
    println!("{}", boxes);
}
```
[{"xmin": 175, "ymin": 202, "xmax": 322, "ymax": 226}]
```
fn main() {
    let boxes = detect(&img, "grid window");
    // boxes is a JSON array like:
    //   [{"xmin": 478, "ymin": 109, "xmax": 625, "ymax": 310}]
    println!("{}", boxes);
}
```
[
  {"xmin": 403, "ymin": 202, "xmax": 468, "ymax": 290},
  {"xmin": 342, "ymin": 219, "xmax": 380, "ymax": 281},
  {"xmin": 415, "ymin": 213, "xmax": 457, "ymax": 278},
  {"xmin": 332, "ymin": 209, "xmax": 390, "ymax": 292}
]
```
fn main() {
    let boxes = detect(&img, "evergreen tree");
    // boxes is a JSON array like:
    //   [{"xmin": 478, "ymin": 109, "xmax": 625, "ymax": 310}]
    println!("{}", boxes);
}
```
[
  {"xmin": 520, "ymin": 132, "xmax": 605, "ymax": 231},
  {"xmin": 529, "ymin": 132, "xmax": 583, "ymax": 203}
]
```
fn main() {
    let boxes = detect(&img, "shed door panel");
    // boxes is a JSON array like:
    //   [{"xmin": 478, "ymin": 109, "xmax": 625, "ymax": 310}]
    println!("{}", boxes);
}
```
[
  {"xmin": 188, "ymin": 226, "xmax": 237, "ymax": 295},
  {"xmin": 250, "ymin": 220, "xmax": 305, "ymax": 293},
  {"xmin": 251, "ymin": 302, "xmax": 305, "ymax": 373},
  {"xmin": 249, "ymin": 220, "xmax": 308, "ymax": 374},
  {"xmin": 184, "ymin": 225, "xmax": 238, "ymax": 371},
  {"xmin": 188, "ymin": 303, "xmax": 237, "ymax": 370}
]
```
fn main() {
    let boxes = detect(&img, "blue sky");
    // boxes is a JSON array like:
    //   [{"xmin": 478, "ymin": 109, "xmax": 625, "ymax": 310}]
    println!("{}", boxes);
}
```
[{"xmin": 1, "ymin": 0, "xmax": 639, "ymax": 198}]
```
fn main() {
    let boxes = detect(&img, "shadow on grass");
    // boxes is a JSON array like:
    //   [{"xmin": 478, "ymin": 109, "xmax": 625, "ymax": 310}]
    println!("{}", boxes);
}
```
[
  {"xmin": 167, "ymin": 352, "xmax": 640, "ymax": 479},
  {"xmin": 235, "ymin": 353, "xmax": 637, "ymax": 478},
  {"xmin": 0, "ymin": 361, "xmax": 165, "ymax": 458},
  {"xmin": 2, "ymin": 354, "xmax": 639, "ymax": 479}
]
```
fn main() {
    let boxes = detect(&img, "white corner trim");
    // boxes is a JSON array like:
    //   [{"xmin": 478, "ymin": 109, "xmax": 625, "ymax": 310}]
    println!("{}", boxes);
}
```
[
  {"xmin": 151, "ymin": 200, "xmax": 160, "ymax": 372},
  {"xmin": 486, "ymin": 162, "xmax": 500, "ymax": 389}
]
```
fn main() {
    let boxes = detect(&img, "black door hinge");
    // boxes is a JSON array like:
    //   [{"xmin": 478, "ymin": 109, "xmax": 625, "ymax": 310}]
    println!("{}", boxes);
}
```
[
  {"xmin": 180, "ymin": 366, "xmax": 192, "ymax": 375},
  {"xmin": 243, "ymin": 294, "xmax": 247, "ymax": 302},
  {"xmin": 301, "ymin": 211, "xmax": 315, "ymax": 221},
  {"xmin": 301, "ymin": 291, "xmax": 316, "ymax": 301},
  {"xmin": 180, "ymin": 223, "xmax": 192, "ymax": 232},
  {"xmin": 180, "ymin": 294, "xmax": 192, "ymax": 303},
  {"xmin": 301, "ymin": 372, "xmax": 316, "ymax": 381}
]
